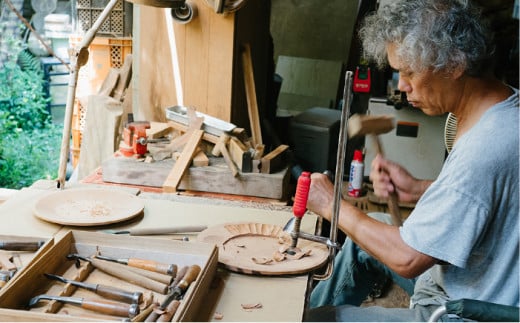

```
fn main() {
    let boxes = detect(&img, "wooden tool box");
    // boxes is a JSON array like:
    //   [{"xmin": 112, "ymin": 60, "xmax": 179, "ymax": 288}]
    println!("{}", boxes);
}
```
[{"xmin": 0, "ymin": 230, "xmax": 218, "ymax": 322}]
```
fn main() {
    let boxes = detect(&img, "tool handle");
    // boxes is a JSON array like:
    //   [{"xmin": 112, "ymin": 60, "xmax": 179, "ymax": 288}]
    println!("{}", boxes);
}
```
[
  {"xmin": 176, "ymin": 264, "xmax": 201, "ymax": 292},
  {"xmin": 293, "ymin": 171, "xmax": 311, "ymax": 218},
  {"xmin": 0, "ymin": 241, "xmax": 44, "ymax": 251},
  {"xmin": 372, "ymin": 136, "xmax": 402, "ymax": 226},
  {"xmin": 96, "ymin": 284, "xmax": 143, "ymax": 304},
  {"xmin": 81, "ymin": 298, "xmax": 139, "ymax": 317},
  {"xmin": 90, "ymin": 258, "xmax": 169, "ymax": 294},
  {"xmin": 157, "ymin": 300, "xmax": 181, "ymax": 322},
  {"xmin": 127, "ymin": 258, "xmax": 176, "ymax": 276}
]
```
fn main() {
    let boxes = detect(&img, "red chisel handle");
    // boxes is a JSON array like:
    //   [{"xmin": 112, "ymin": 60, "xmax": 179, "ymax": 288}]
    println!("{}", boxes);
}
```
[{"xmin": 293, "ymin": 171, "xmax": 311, "ymax": 217}]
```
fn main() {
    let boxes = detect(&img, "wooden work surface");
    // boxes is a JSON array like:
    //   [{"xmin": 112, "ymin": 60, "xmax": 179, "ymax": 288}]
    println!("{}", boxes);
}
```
[{"xmin": 0, "ymin": 180, "xmax": 317, "ymax": 322}]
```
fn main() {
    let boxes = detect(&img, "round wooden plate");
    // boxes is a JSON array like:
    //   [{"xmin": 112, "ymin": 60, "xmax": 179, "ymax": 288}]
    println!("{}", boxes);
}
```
[
  {"xmin": 33, "ymin": 188, "xmax": 145, "ymax": 226},
  {"xmin": 197, "ymin": 222, "xmax": 329, "ymax": 275}
]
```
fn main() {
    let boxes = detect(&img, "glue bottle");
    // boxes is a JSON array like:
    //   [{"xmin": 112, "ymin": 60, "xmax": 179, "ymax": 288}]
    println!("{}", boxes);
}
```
[{"xmin": 348, "ymin": 150, "xmax": 364, "ymax": 197}]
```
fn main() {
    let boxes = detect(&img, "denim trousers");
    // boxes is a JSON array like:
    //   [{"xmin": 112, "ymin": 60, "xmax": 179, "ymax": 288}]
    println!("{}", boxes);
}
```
[{"xmin": 304, "ymin": 213, "xmax": 443, "ymax": 322}]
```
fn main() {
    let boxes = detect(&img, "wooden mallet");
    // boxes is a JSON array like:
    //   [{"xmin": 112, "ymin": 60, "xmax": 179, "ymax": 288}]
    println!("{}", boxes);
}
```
[{"xmin": 348, "ymin": 114, "xmax": 403, "ymax": 226}]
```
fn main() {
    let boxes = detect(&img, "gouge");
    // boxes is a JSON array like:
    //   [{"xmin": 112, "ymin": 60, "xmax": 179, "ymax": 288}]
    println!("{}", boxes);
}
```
[
  {"xmin": 95, "ymin": 254, "xmax": 177, "ymax": 276},
  {"xmin": 44, "ymin": 273, "xmax": 143, "ymax": 304},
  {"xmin": 0, "ymin": 240, "xmax": 45, "ymax": 251},
  {"xmin": 67, "ymin": 254, "xmax": 169, "ymax": 294},
  {"xmin": 145, "ymin": 265, "xmax": 201, "ymax": 322},
  {"xmin": 28, "ymin": 294, "xmax": 140, "ymax": 318}
]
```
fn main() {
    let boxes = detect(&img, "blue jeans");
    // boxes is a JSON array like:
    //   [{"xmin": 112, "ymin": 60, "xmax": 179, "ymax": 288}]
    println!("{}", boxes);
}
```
[{"xmin": 305, "ymin": 213, "xmax": 447, "ymax": 322}]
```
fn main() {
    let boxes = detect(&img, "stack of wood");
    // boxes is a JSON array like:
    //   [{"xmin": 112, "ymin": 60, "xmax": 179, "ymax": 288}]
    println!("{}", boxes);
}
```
[{"xmin": 138, "ymin": 106, "xmax": 290, "ymax": 193}]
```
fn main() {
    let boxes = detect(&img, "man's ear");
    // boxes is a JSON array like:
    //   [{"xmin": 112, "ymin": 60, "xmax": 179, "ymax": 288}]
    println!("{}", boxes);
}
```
[{"xmin": 450, "ymin": 64, "xmax": 465, "ymax": 80}]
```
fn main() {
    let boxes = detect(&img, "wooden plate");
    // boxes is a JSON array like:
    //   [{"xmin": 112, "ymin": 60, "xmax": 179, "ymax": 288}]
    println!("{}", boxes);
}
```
[
  {"xmin": 33, "ymin": 188, "xmax": 144, "ymax": 226},
  {"xmin": 197, "ymin": 222, "xmax": 329, "ymax": 275}
]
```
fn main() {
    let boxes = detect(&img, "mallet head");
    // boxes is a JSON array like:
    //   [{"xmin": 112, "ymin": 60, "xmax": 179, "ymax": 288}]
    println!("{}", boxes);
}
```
[{"xmin": 348, "ymin": 114, "xmax": 395, "ymax": 138}]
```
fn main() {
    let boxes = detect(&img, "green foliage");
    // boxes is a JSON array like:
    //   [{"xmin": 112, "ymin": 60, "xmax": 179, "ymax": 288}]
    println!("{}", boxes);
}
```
[
  {"xmin": 0, "ymin": 25, "xmax": 63, "ymax": 189},
  {"xmin": 0, "ymin": 124, "xmax": 62, "ymax": 189}
]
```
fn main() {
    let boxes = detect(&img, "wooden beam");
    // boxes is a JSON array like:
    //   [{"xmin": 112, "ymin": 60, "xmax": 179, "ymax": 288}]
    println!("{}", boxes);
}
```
[
  {"xmin": 163, "ymin": 129, "xmax": 204, "ymax": 192},
  {"xmin": 228, "ymin": 137, "xmax": 252, "ymax": 172},
  {"xmin": 168, "ymin": 121, "xmax": 219, "ymax": 145}
]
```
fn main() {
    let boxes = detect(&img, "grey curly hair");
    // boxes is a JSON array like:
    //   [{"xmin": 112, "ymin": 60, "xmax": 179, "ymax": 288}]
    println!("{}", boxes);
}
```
[{"xmin": 359, "ymin": 0, "xmax": 495, "ymax": 76}]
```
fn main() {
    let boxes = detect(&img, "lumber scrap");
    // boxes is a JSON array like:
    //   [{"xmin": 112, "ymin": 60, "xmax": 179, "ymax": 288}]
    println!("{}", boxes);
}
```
[
  {"xmin": 228, "ymin": 137, "xmax": 252, "ymax": 172},
  {"xmin": 192, "ymin": 149, "xmax": 209, "ymax": 167},
  {"xmin": 260, "ymin": 144, "xmax": 289, "ymax": 174},
  {"xmin": 212, "ymin": 134, "xmax": 239, "ymax": 177},
  {"xmin": 168, "ymin": 120, "xmax": 219, "ymax": 144},
  {"xmin": 162, "ymin": 129, "xmax": 204, "ymax": 192}
]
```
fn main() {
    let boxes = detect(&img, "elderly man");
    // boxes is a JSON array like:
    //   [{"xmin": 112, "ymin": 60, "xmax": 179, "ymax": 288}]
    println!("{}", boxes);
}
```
[{"xmin": 304, "ymin": 0, "xmax": 519, "ymax": 321}]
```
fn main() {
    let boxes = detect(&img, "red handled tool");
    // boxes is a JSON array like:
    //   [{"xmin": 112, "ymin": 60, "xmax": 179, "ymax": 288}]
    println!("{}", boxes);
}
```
[{"xmin": 290, "ymin": 171, "xmax": 311, "ymax": 249}]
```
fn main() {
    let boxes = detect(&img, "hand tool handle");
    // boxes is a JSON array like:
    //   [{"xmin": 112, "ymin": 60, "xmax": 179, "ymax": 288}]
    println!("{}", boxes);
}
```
[
  {"xmin": 129, "ymin": 225, "xmax": 207, "ymax": 235},
  {"xmin": 0, "ymin": 241, "xmax": 44, "ymax": 251},
  {"xmin": 90, "ymin": 258, "xmax": 169, "ymax": 294},
  {"xmin": 97, "ymin": 258, "xmax": 173, "ymax": 285},
  {"xmin": 177, "ymin": 264, "xmax": 201, "ymax": 292},
  {"xmin": 157, "ymin": 300, "xmax": 181, "ymax": 322},
  {"xmin": 293, "ymin": 171, "xmax": 311, "ymax": 218},
  {"xmin": 81, "ymin": 298, "xmax": 139, "ymax": 318},
  {"xmin": 372, "ymin": 136, "xmax": 403, "ymax": 226},
  {"xmin": 127, "ymin": 258, "xmax": 176, "ymax": 276},
  {"xmin": 95, "ymin": 284, "xmax": 143, "ymax": 304}
]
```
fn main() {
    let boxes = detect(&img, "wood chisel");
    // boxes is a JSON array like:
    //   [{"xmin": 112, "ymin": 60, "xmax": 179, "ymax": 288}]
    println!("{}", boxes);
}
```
[
  {"xmin": 103, "ymin": 225, "xmax": 207, "ymax": 236},
  {"xmin": 145, "ymin": 264, "xmax": 201, "ymax": 321},
  {"xmin": 44, "ymin": 273, "xmax": 143, "ymax": 304},
  {"xmin": 95, "ymin": 254, "xmax": 177, "ymax": 276},
  {"xmin": 0, "ymin": 240, "xmax": 45, "ymax": 251},
  {"xmin": 28, "ymin": 294, "xmax": 140, "ymax": 318}
]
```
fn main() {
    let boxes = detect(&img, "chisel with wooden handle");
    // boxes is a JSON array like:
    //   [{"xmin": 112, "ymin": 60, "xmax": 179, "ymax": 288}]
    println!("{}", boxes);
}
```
[
  {"xmin": 145, "ymin": 265, "xmax": 201, "ymax": 322},
  {"xmin": 0, "ymin": 240, "xmax": 45, "ymax": 251},
  {"xmin": 93, "ymin": 257, "xmax": 173, "ymax": 285},
  {"xmin": 44, "ymin": 273, "xmax": 143, "ymax": 304},
  {"xmin": 67, "ymin": 254, "xmax": 169, "ymax": 294},
  {"xmin": 104, "ymin": 225, "xmax": 207, "ymax": 235},
  {"xmin": 95, "ymin": 254, "xmax": 177, "ymax": 276},
  {"xmin": 28, "ymin": 294, "xmax": 140, "ymax": 318}
]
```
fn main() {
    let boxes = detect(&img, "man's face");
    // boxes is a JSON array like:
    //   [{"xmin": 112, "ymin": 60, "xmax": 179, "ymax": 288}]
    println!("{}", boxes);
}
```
[{"xmin": 386, "ymin": 43, "xmax": 457, "ymax": 116}]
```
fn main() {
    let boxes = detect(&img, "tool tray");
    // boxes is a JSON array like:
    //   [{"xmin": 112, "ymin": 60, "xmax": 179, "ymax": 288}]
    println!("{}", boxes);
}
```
[
  {"xmin": 0, "ymin": 230, "xmax": 218, "ymax": 322},
  {"xmin": 0, "ymin": 234, "xmax": 53, "ymax": 290}
]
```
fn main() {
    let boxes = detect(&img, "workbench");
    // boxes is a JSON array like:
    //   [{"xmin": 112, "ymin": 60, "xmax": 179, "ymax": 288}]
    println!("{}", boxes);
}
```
[{"xmin": 0, "ymin": 180, "xmax": 319, "ymax": 321}]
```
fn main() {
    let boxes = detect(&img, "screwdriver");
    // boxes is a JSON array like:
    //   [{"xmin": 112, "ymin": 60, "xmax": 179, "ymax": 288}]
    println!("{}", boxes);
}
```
[
  {"xmin": 95, "ymin": 254, "xmax": 177, "ymax": 276},
  {"xmin": 44, "ymin": 273, "xmax": 142, "ymax": 304}
]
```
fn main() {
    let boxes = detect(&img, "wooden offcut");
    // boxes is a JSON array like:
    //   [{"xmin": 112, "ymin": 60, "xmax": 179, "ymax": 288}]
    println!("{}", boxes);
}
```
[
  {"xmin": 261, "ymin": 144, "xmax": 289, "ymax": 174},
  {"xmin": 163, "ymin": 130, "xmax": 204, "ymax": 192},
  {"xmin": 241, "ymin": 43, "xmax": 263, "ymax": 147}
]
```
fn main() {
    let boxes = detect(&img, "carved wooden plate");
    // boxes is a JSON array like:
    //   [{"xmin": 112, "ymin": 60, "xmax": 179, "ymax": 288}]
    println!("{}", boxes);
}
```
[
  {"xmin": 197, "ymin": 222, "xmax": 329, "ymax": 275},
  {"xmin": 33, "ymin": 188, "xmax": 144, "ymax": 226}
]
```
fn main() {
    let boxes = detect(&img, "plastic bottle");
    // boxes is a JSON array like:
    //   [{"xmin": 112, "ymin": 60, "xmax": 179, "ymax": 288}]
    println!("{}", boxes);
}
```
[{"xmin": 348, "ymin": 150, "xmax": 364, "ymax": 197}]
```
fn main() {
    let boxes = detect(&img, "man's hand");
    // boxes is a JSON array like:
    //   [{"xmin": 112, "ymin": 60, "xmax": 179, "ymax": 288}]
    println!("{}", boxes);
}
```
[
  {"xmin": 369, "ymin": 154, "xmax": 431, "ymax": 204},
  {"xmin": 306, "ymin": 173, "xmax": 334, "ymax": 221}
]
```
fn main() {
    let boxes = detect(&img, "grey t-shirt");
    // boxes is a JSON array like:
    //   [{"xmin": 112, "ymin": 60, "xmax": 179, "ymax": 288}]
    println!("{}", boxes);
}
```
[{"xmin": 400, "ymin": 88, "xmax": 519, "ymax": 308}]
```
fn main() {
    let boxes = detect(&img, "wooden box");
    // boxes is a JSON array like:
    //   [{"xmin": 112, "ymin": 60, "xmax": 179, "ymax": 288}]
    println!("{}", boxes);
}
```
[
  {"xmin": 0, "ymin": 230, "xmax": 218, "ymax": 322},
  {"xmin": 0, "ymin": 235, "xmax": 53, "ymax": 290}
]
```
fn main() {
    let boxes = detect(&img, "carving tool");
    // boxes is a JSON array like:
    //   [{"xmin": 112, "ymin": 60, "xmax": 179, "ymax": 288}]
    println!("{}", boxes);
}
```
[
  {"xmin": 28, "ymin": 294, "xmax": 140, "ymax": 318},
  {"xmin": 102, "ymin": 225, "xmax": 207, "ymax": 236},
  {"xmin": 44, "ymin": 273, "xmax": 143, "ymax": 304},
  {"xmin": 95, "ymin": 254, "xmax": 177, "ymax": 276},
  {"xmin": 66, "ymin": 254, "xmax": 169, "ymax": 294},
  {"xmin": 288, "ymin": 171, "xmax": 311, "ymax": 254},
  {"xmin": 145, "ymin": 265, "xmax": 201, "ymax": 321},
  {"xmin": 347, "ymin": 114, "xmax": 402, "ymax": 226},
  {"xmin": 0, "ymin": 240, "xmax": 45, "ymax": 251}
]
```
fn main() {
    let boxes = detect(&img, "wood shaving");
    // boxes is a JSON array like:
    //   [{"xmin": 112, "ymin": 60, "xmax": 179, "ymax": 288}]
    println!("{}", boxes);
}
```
[
  {"xmin": 278, "ymin": 245, "xmax": 289, "ymax": 253},
  {"xmin": 272, "ymin": 250, "xmax": 286, "ymax": 262},
  {"xmin": 214, "ymin": 312, "xmax": 224, "ymax": 320},
  {"xmin": 288, "ymin": 249, "xmax": 312, "ymax": 260},
  {"xmin": 278, "ymin": 234, "xmax": 291, "ymax": 244},
  {"xmin": 241, "ymin": 303, "xmax": 263, "ymax": 309},
  {"xmin": 251, "ymin": 257, "xmax": 273, "ymax": 265}
]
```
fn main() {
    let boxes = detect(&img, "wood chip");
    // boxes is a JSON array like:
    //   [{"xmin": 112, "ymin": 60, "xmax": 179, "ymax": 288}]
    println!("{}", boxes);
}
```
[
  {"xmin": 214, "ymin": 312, "xmax": 224, "ymax": 320},
  {"xmin": 272, "ymin": 250, "xmax": 286, "ymax": 262},
  {"xmin": 251, "ymin": 257, "xmax": 273, "ymax": 265},
  {"xmin": 241, "ymin": 303, "xmax": 263, "ymax": 309}
]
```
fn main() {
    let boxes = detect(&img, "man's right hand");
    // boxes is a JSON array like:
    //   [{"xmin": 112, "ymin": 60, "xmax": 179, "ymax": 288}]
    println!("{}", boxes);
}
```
[{"xmin": 369, "ymin": 154, "xmax": 431, "ymax": 204}]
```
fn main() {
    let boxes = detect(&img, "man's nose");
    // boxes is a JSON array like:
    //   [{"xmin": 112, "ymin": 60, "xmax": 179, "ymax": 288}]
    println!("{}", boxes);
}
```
[{"xmin": 398, "ymin": 78, "xmax": 412, "ymax": 93}]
